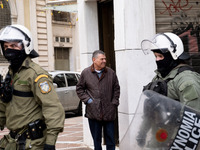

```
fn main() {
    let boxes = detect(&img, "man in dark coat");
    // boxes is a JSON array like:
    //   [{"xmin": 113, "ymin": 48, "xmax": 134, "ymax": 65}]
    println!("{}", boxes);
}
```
[{"xmin": 76, "ymin": 50, "xmax": 120, "ymax": 150}]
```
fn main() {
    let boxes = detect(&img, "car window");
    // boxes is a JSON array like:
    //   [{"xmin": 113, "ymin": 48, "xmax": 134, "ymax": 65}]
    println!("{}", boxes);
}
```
[
  {"xmin": 65, "ymin": 73, "xmax": 78, "ymax": 86},
  {"xmin": 76, "ymin": 74, "xmax": 80, "ymax": 79},
  {"xmin": 53, "ymin": 74, "xmax": 66, "ymax": 88}
]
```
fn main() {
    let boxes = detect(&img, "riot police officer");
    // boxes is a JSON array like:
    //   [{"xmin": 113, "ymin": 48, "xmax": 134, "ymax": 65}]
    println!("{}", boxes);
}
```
[
  {"xmin": 0, "ymin": 24, "xmax": 65, "ymax": 150},
  {"xmin": 137, "ymin": 32, "xmax": 200, "ymax": 149},
  {"xmin": 141, "ymin": 32, "xmax": 200, "ymax": 110}
]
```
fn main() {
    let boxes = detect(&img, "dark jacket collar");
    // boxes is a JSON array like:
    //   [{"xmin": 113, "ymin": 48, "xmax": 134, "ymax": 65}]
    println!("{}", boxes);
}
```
[{"xmin": 90, "ymin": 64, "xmax": 107, "ymax": 73}]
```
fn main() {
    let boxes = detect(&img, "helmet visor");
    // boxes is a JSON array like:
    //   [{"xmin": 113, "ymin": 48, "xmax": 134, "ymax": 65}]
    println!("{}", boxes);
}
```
[
  {"xmin": 141, "ymin": 34, "xmax": 173, "ymax": 55},
  {"xmin": 141, "ymin": 39, "xmax": 169, "ymax": 55}
]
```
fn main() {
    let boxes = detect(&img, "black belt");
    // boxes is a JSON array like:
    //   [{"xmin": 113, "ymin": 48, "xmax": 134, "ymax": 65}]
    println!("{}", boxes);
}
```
[
  {"xmin": 13, "ymin": 89, "xmax": 33, "ymax": 97},
  {"xmin": 10, "ymin": 129, "xmax": 30, "ymax": 140},
  {"xmin": 10, "ymin": 120, "xmax": 46, "ymax": 140}
]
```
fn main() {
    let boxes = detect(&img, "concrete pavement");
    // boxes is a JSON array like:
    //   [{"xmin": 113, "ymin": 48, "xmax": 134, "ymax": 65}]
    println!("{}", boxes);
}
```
[
  {"xmin": 56, "ymin": 115, "xmax": 92, "ymax": 150},
  {"xmin": 0, "ymin": 115, "xmax": 92, "ymax": 150},
  {"xmin": 0, "ymin": 115, "xmax": 119, "ymax": 150},
  {"xmin": 58, "ymin": 114, "xmax": 119, "ymax": 150}
]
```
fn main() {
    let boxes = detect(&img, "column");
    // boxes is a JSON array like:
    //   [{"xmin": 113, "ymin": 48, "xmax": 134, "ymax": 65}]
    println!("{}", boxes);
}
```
[{"xmin": 114, "ymin": 0, "xmax": 156, "ymax": 148}]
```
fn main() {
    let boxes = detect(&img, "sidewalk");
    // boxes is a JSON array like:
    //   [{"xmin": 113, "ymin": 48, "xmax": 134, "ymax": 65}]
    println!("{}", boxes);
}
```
[
  {"xmin": 57, "ymin": 116, "xmax": 119, "ymax": 150},
  {"xmin": 0, "ymin": 116, "xmax": 91, "ymax": 150},
  {"xmin": 0, "ymin": 115, "xmax": 119, "ymax": 150},
  {"xmin": 56, "ymin": 116, "xmax": 92, "ymax": 150}
]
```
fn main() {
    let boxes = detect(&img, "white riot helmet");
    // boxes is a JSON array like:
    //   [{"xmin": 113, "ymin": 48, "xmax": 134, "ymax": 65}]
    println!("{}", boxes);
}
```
[
  {"xmin": 0, "ymin": 24, "xmax": 39, "ymax": 58},
  {"xmin": 141, "ymin": 32, "xmax": 190, "ymax": 60}
]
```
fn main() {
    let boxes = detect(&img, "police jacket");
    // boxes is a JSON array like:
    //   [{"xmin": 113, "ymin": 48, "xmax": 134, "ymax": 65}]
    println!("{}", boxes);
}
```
[
  {"xmin": 0, "ymin": 57, "xmax": 65, "ymax": 145},
  {"xmin": 137, "ymin": 64, "xmax": 200, "ymax": 148},
  {"xmin": 153, "ymin": 64, "xmax": 200, "ymax": 111},
  {"xmin": 76, "ymin": 64, "xmax": 120, "ymax": 121}
]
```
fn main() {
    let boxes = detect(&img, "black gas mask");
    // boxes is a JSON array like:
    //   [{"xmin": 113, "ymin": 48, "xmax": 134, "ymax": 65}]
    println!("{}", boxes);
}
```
[
  {"xmin": 4, "ymin": 48, "xmax": 27, "ymax": 73},
  {"xmin": 155, "ymin": 51, "xmax": 179, "ymax": 78}
]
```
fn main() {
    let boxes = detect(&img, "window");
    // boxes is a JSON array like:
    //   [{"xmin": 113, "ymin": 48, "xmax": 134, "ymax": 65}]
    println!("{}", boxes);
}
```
[
  {"xmin": 60, "ymin": 37, "xmax": 65, "ymax": 42},
  {"xmin": 55, "ymin": 37, "xmax": 59, "ymax": 42},
  {"xmin": 76, "ymin": 74, "xmax": 80, "ymax": 79},
  {"xmin": 52, "ymin": 10, "xmax": 70, "ymax": 22},
  {"xmin": 53, "ymin": 74, "xmax": 66, "ymax": 88},
  {"xmin": 0, "ymin": 0, "xmax": 11, "ymax": 63},
  {"xmin": 0, "ymin": 0, "xmax": 11, "ymax": 29},
  {"xmin": 66, "ymin": 38, "xmax": 70, "ymax": 43},
  {"xmin": 65, "ymin": 73, "xmax": 78, "ymax": 86},
  {"xmin": 54, "ymin": 37, "xmax": 70, "ymax": 43}
]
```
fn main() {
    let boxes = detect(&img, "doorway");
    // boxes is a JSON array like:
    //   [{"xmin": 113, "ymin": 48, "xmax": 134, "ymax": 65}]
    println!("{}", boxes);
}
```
[
  {"xmin": 98, "ymin": 0, "xmax": 115, "ymax": 71},
  {"xmin": 54, "ymin": 47, "xmax": 70, "ymax": 70},
  {"xmin": 98, "ymin": 0, "xmax": 119, "ymax": 146}
]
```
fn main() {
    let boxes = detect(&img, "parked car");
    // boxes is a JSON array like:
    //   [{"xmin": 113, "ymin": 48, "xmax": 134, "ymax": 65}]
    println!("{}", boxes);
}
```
[{"xmin": 48, "ymin": 70, "xmax": 82, "ymax": 115}]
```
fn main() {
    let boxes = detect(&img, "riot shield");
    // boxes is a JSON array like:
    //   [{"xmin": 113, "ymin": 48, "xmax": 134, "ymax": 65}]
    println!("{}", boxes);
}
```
[{"xmin": 120, "ymin": 90, "xmax": 200, "ymax": 150}]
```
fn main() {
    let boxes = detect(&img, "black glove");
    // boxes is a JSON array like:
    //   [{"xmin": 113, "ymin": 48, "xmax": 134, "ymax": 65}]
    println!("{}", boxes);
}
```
[
  {"xmin": 44, "ymin": 144, "xmax": 55, "ymax": 150},
  {"xmin": 143, "ymin": 80, "xmax": 167, "ymax": 96}
]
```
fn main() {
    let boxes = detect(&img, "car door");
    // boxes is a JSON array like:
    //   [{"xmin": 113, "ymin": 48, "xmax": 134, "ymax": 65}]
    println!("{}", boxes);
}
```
[
  {"xmin": 52, "ymin": 73, "xmax": 68, "ymax": 111},
  {"xmin": 65, "ymin": 73, "xmax": 80, "ymax": 110}
]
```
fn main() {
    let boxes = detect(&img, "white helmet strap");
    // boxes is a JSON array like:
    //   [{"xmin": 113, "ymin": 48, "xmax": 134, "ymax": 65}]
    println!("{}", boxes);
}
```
[{"xmin": 161, "ymin": 33, "xmax": 177, "ymax": 53}]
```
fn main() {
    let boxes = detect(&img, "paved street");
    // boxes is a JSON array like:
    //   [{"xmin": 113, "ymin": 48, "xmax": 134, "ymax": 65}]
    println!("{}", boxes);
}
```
[
  {"xmin": 0, "ymin": 114, "xmax": 120, "ymax": 150},
  {"xmin": 0, "ymin": 115, "xmax": 92, "ymax": 150},
  {"xmin": 56, "ymin": 115, "xmax": 92, "ymax": 150}
]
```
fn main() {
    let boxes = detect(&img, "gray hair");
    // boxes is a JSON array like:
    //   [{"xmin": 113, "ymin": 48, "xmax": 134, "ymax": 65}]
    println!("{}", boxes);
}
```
[{"xmin": 92, "ymin": 50, "xmax": 105, "ymax": 58}]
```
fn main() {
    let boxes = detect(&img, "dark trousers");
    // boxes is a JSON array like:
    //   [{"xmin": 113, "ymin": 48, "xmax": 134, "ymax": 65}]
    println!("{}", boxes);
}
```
[{"xmin": 88, "ymin": 119, "xmax": 115, "ymax": 150}]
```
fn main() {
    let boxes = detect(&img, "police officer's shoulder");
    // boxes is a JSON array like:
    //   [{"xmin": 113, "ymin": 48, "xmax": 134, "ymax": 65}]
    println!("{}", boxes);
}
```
[
  {"xmin": 176, "ymin": 67, "xmax": 199, "ymax": 79},
  {"xmin": 175, "ymin": 70, "xmax": 200, "ymax": 90},
  {"xmin": 26, "ymin": 58, "xmax": 51, "ymax": 81},
  {"xmin": 169, "ymin": 65, "xmax": 197, "ymax": 82},
  {"xmin": 29, "ymin": 61, "xmax": 53, "ymax": 94}
]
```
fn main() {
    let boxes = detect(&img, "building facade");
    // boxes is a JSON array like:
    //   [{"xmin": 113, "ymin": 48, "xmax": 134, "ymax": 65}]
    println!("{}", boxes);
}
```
[
  {"xmin": 1, "ymin": 0, "xmax": 200, "ymax": 149},
  {"xmin": 0, "ymin": 0, "xmax": 79, "ymax": 77},
  {"xmin": 77, "ymin": 0, "xmax": 200, "ymax": 149}
]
